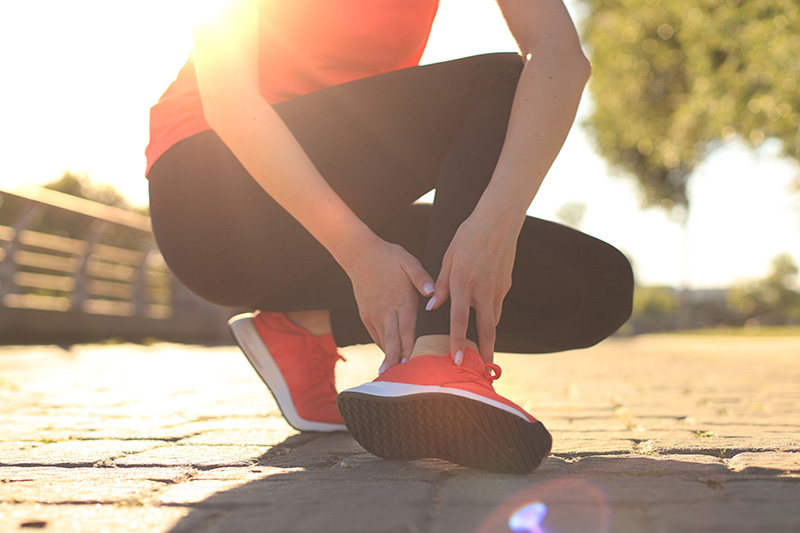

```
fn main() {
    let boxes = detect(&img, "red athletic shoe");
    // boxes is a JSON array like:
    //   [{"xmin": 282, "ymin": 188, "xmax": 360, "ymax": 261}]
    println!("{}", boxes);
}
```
[
  {"xmin": 229, "ymin": 311, "xmax": 346, "ymax": 432},
  {"xmin": 337, "ymin": 347, "xmax": 551, "ymax": 474}
]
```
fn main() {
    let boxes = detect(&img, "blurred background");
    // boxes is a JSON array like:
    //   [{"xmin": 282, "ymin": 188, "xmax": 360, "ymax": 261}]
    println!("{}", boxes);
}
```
[{"xmin": 1, "ymin": 0, "xmax": 798, "ymax": 344}]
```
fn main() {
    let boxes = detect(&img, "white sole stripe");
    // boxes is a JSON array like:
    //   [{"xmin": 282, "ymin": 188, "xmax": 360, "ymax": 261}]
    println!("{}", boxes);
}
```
[{"xmin": 341, "ymin": 381, "xmax": 532, "ymax": 423}]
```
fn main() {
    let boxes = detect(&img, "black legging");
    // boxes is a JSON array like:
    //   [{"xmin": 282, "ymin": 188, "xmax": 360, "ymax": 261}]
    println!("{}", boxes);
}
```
[{"xmin": 148, "ymin": 53, "xmax": 634, "ymax": 352}]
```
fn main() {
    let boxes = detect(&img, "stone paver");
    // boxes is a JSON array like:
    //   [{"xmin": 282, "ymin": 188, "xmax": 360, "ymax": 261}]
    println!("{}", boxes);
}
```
[{"xmin": 1, "ymin": 335, "xmax": 799, "ymax": 532}]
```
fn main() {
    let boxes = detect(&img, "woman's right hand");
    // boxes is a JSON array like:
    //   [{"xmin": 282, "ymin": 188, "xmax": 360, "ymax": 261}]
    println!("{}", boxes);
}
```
[{"xmin": 342, "ymin": 237, "xmax": 434, "ymax": 373}]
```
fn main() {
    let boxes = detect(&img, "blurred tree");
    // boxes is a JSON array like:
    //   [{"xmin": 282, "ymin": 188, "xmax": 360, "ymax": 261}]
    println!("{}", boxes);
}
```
[
  {"xmin": 45, "ymin": 172, "xmax": 131, "ymax": 210},
  {"xmin": 30, "ymin": 172, "xmax": 129, "ymax": 243},
  {"xmin": 581, "ymin": 0, "xmax": 800, "ymax": 211},
  {"xmin": 729, "ymin": 253, "xmax": 800, "ymax": 325},
  {"xmin": 630, "ymin": 285, "xmax": 679, "ymax": 332},
  {"xmin": 1, "ymin": 172, "xmax": 149, "ymax": 249},
  {"xmin": 555, "ymin": 201, "xmax": 587, "ymax": 229}
]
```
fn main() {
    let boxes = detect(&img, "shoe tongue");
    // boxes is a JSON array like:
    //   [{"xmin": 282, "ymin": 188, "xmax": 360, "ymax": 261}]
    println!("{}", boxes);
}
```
[
  {"xmin": 259, "ymin": 312, "xmax": 306, "ymax": 335},
  {"xmin": 261, "ymin": 313, "xmax": 336, "ymax": 350}
]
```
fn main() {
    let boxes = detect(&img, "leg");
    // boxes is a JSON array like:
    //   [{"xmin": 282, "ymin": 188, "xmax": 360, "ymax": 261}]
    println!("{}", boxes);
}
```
[{"xmin": 282, "ymin": 217, "xmax": 636, "ymax": 350}]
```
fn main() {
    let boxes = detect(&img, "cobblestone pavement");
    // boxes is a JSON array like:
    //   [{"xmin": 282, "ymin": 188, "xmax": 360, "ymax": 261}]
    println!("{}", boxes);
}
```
[{"xmin": 1, "ymin": 335, "xmax": 799, "ymax": 532}]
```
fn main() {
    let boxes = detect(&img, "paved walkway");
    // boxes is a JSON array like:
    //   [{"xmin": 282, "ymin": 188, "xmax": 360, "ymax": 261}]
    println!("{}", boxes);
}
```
[{"xmin": 1, "ymin": 335, "xmax": 799, "ymax": 532}]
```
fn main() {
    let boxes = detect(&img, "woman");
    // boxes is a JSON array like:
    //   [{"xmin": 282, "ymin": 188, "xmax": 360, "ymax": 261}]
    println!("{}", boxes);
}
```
[{"xmin": 146, "ymin": 0, "xmax": 633, "ymax": 474}]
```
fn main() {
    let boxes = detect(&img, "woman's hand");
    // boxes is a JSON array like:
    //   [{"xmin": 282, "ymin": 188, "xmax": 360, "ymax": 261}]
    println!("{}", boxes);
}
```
[
  {"xmin": 429, "ymin": 209, "xmax": 522, "ymax": 363},
  {"xmin": 343, "ymin": 236, "xmax": 434, "ymax": 373}
]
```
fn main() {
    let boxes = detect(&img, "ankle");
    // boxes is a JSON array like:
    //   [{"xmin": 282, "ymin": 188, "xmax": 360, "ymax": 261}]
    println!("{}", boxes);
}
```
[
  {"xmin": 410, "ymin": 335, "xmax": 449, "ymax": 359},
  {"xmin": 410, "ymin": 335, "xmax": 480, "ymax": 360},
  {"xmin": 285, "ymin": 310, "xmax": 332, "ymax": 336}
]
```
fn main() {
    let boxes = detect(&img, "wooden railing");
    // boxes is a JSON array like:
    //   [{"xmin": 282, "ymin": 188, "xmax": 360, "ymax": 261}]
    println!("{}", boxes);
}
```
[{"xmin": 0, "ymin": 185, "xmax": 232, "ymax": 344}]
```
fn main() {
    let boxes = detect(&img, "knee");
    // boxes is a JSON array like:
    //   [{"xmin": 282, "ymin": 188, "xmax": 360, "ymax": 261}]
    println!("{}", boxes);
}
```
[
  {"xmin": 459, "ymin": 52, "xmax": 524, "ymax": 91},
  {"xmin": 481, "ymin": 52, "xmax": 525, "ymax": 87},
  {"xmin": 585, "ymin": 246, "xmax": 635, "ymax": 345},
  {"xmin": 610, "ymin": 248, "xmax": 635, "ymax": 325}
]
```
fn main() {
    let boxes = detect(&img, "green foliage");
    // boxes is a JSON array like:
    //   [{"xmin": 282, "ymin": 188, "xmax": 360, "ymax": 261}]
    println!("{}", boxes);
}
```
[
  {"xmin": 634, "ymin": 286, "xmax": 678, "ymax": 316},
  {"xmin": 554, "ymin": 201, "xmax": 587, "ymax": 228},
  {"xmin": 45, "ymin": 172, "xmax": 131, "ymax": 210},
  {"xmin": 581, "ymin": 0, "xmax": 800, "ymax": 211},
  {"xmin": 729, "ymin": 253, "xmax": 800, "ymax": 324},
  {"xmin": 631, "ymin": 285, "xmax": 679, "ymax": 331}
]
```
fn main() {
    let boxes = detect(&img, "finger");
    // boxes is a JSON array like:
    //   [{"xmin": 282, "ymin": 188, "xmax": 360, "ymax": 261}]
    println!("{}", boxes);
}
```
[
  {"xmin": 494, "ymin": 296, "xmax": 504, "ymax": 326},
  {"xmin": 381, "ymin": 313, "xmax": 402, "ymax": 373},
  {"xmin": 400, "ymin": 255, "xmax": 435, "ymax": 297},
  {"xmin": 397, "ymin": 301, "xmax": 418, "ymax": 363},
  {"xmin": 476, "ymin": 304, "xmax": 497, "ymax": 364},
  {"xmin": 361, "ymin": 313, "xmax": 383, "ymax": 352},
  {"xmin": 449, "ymin": 291, "xmax": 470, "ymax": 365},
  {"xmin": 430, "ymin": 256, "xmax": 452, "ymax": 311}
]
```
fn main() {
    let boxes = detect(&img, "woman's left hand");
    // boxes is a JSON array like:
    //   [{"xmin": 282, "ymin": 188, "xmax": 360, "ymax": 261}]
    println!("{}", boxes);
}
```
[{"xmin": 429, "ymin": 209, "xmax": 522, "ymax": 363}]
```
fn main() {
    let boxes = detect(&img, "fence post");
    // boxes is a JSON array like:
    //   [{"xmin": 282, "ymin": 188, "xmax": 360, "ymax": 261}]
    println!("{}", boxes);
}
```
[
  {"xmin": 71, "ymin": 219, "xmax": 108, "ymax": 312},
  {"xmin": 132, "ymin": 242, "xmax": 155, "ymax": 317},
  {"xmin": 0, "ymin": 203, "xmax": 44, "ymax": 300}
]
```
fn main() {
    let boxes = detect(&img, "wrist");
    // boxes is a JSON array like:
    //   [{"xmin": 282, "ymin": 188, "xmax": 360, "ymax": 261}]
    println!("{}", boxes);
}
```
[
  {"xmin": 325, "ymin": 221, "xmax": 383, "ymax": 274},
  {"xmin": 473, "ymin": 193, "xmax": 527, "ymax": 237}
]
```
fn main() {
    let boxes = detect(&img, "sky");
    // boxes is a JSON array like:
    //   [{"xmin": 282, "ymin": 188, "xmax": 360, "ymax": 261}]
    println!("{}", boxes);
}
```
[{"xmin": 1, "ymin": 0, "xmax": 798, "ymax": 290}]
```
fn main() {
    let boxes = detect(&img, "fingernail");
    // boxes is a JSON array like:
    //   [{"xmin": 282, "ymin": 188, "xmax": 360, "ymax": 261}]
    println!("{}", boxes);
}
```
[
  {"xmin": 423, "ymin": 283, "xmax": 435, "ymax": 296},
  {"xmin": 425, "ymin": 295, "xmax": 437, "ymax": 311},
  {"xmin": 455, "ymin": 350, "xmax": 463, "ymax": 365},
  {"xmin": 379, "ymin": 361, "xmax": 387, "ymax": 374},
  {"xmin": 400, "ymin": 357, "xmax": 408, "ymax": 364}
]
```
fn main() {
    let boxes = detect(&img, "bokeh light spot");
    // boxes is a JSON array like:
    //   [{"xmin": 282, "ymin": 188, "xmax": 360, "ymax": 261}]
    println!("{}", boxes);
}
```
[{"xmin": 508, "ymin": 502, "xmax": 548, "ymax": 533}]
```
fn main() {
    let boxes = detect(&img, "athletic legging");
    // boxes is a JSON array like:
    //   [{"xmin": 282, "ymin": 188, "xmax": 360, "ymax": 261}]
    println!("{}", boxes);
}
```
[{"xmin": 148, "ymin": 53, "xmax": 634, "ymax": 352}]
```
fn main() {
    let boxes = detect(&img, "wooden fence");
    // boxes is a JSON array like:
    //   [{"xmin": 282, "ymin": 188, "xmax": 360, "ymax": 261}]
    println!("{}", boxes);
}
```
[{"xmin": 0, "ymin": 185, "xmax": 232, "ymax": 344}]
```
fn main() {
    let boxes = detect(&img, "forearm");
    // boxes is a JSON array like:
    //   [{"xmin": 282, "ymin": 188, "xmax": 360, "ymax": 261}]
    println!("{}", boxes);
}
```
[
  {"xmin": 205, "ymin": 94, "xmax": 379, "ymax": 271},
  {"xmin": 480, "ymin": 0, "xmax": 591, "ymax": 232},
  {"xmin": 478, "ymin": 52, "xmax": 590, "ymax": 226},
  {"xmin": 193, "ymin": 0, "xmax": 377, "ymax": 272}
]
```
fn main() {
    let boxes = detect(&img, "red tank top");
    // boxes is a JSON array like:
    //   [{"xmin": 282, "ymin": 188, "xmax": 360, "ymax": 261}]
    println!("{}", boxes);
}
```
[{"xmin": 145, "ymin": 0, "xmax": 440, "ymax": 176}]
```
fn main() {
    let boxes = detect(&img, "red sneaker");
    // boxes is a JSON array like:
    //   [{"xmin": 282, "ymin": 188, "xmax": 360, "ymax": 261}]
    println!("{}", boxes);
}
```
[
  {"xmin": 337, "ymin": 347, "xmax": 551, "ymax": 474},
  {"xmin": 229, "ymin": 311, "xmax": 346, "ymax": 432}
]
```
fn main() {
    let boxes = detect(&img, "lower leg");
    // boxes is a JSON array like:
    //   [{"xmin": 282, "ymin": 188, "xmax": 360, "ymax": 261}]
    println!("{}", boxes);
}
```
[{"xmin": 285, "ymin": 309, "xmax": 333, "ymax": 336}]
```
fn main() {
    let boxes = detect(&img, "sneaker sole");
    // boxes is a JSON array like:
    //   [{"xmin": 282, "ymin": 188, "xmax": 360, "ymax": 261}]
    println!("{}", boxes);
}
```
[
  {"xmin": 337, "ymin": 384, "xmax": 552, "ymax": 475},
  {"xmin": 229, "ymin": 313, "xmax": 347, "ymax": 433}
]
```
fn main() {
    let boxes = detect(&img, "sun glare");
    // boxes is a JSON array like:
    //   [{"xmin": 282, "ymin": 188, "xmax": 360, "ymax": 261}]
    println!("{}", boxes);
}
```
[{"xmin": 192, "ymin": 0, "xmax": 238, "ymax": 25}]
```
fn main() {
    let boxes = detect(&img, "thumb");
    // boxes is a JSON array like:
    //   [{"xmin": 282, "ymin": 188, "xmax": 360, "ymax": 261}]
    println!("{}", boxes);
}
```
[
  {"xmin": 428, "ymin": 255, "xmax": 452, "ymax": 312},
  {"xmin": 401, "ymin": 255, "xmax": 435, "ymax": 298}
]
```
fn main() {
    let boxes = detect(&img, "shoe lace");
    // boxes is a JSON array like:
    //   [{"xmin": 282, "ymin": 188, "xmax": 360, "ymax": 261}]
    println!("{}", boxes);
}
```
[
  {"xmin": 307, "ymin": 336, "xmax": 345, "ymax": 390},
  {"xmin": 446, "ymin": 354, "xmax": 502, "ymax": 384}
]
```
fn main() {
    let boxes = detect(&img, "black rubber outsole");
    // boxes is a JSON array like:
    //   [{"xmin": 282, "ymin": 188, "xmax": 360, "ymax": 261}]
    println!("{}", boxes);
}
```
[{"xmin": 337, "ymin": 391, "xmax": 552, "ymax": 475}]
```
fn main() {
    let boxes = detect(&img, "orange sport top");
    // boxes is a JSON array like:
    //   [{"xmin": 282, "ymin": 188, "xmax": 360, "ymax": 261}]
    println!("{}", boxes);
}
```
[{"xmin": 145, "ymin": 0, "xmax": 440, "ymax": 176}]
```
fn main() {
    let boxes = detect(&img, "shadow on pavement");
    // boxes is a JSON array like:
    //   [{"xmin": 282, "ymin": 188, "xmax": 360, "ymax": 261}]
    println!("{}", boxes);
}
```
[{"xmin": 165, "ymin": 433, "xmax": 788, "ymax": 533}]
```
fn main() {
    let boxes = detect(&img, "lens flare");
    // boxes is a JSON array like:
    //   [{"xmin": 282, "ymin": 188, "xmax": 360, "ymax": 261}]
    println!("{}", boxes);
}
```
[
  {"xmin": 476, "ymin": 478, "xmax": 611, "ymax": 533},
  {"xmin": 509, "ymin": 502, "xmax": 548, "ymax": 533}
]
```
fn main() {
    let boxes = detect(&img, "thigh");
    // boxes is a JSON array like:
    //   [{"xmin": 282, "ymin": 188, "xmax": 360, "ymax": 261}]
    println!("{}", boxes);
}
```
[{"xmin": 272, "ymin": 53, "xmax": 524, "ymax": 228}]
